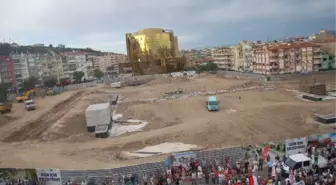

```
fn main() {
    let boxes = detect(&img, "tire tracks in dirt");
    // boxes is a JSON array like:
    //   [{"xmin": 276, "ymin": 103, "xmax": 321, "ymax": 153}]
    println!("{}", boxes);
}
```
[{"xmin": 3, "ymin": 90, "xmax": 85, "ymax": 142}]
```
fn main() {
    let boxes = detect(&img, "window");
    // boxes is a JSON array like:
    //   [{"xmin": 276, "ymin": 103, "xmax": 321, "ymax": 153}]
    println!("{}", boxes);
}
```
[
  {"xmin": 294, "ymin": 162, "xmax": 302, "ymax": 169},
  {"xmin": 323, "ymin": 58, "xmax": 327, "ymax": 61},
  {"xmin": 303, "ymin": 160, "xmax": 310, "ymax": 167},
  {"xmin": 329, "ymin": 56, "xmax": 333, "ymax": 60}
]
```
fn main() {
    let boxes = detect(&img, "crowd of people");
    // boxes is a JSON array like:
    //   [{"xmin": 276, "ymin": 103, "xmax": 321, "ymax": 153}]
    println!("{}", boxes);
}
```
[{"xmin": 1, "ymin": 142, "xmax": 335, "ymax": 185}]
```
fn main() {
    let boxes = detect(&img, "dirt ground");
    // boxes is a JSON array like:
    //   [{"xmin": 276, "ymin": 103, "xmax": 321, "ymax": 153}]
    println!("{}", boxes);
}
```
[{"xmin": 0, "ymin": 73, "xmax": 335, "ymax": 169}]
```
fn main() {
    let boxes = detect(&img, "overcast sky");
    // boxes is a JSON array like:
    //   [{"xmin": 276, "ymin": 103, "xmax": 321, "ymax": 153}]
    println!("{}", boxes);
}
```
[{"xmin": 0, "ymin": 0, "xmax": 335, "ymax": 53}]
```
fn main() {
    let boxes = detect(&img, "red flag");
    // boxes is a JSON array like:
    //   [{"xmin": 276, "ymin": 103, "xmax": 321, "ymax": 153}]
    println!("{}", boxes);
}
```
[{"xmin": 262, "ymin": 145, "xmax": 270, "ymax": 161}]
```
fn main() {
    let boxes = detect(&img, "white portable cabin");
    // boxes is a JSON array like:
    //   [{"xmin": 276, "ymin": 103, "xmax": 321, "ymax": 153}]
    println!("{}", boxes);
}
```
[{"xmin": 85, "ymin": 103, "xmax": 112, "ymax": 132}]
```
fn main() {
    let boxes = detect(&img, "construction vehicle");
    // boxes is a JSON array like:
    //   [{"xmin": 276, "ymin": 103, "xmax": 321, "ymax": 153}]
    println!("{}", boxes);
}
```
[
  {"xmin": 206, "ymin": 96, "xmax": 219, "ymax": 111},
  {"xmin": 0, "ymin": 102, "xmax": 12, "ymax": 114},
  {"xmin": 24, "ymin": 99, "xmax": 36, "ymax": 111},
  {"xmin": 16, "ymin": 88, "xmax": 40, "ymax": 102}
]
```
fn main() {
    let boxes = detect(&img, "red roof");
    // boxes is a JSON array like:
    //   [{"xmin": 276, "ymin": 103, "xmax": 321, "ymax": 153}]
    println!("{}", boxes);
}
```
[{"xmin": 63, "ymin": 51, "xmax": 88, "ymax": 56}]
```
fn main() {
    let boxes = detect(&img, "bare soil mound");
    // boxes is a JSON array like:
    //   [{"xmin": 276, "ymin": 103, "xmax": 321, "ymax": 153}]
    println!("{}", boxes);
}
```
[{"xmin": 0, "ymin": 114, "xmax": 15, "ymax": 127}]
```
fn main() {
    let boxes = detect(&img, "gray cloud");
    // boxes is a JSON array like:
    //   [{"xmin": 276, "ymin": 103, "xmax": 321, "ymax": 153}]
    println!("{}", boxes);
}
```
[{"xmin": 0, "ymin": 0, "xmax": 335, "ymax": 53}]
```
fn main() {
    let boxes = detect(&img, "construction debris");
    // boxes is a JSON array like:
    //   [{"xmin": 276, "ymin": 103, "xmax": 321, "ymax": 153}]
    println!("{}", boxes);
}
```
[
  {"xmin": 299, "ymin": 79, "xmax": 327, "ymax": 96},
  {"xmin": 135, "ymin": 84, "xmax": 276, "ymax": 103}
]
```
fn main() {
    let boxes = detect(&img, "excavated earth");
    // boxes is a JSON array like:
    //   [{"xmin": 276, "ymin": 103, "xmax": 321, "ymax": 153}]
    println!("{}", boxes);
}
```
[{"xmin": 0, "ymin": 73, "xmax": 335, "ymax": 169}]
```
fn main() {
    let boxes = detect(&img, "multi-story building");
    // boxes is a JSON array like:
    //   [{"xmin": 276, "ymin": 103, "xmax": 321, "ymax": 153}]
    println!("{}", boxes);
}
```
[
  {"xmin": 230, "ymin": 45, "xmax": 243, "ymax": 71},
  {"xmin": 0, "ymin": 56, "xmax": 15, "ymax": 86},
  {"xmin": 309, "ymin": 30, "xmax": 335, "ymax": 42},
  {"xmin": 11, "ymin": 53, "xmax": 41, "ymax": 84},
  {"xmin": 92, "ymin": 54, "xmax": 127, "ymax": 74},
  {"xmin": 11, "ymin": 54, "xmax": 30, "ymax": 84},
  {"xmin": 253, "ymin": 42, "xmax": 322, "ymax": 75},
  {"xmin": 63, "ymin": 51, "xmax": 93, "ymax": 80},
  {"xmin": 230, "ymin": 41, "xmax": 254, "ymax": 72},
  {"xmin": 125, "ymin": 28, "xmax": 184, "ymax": 74},
  {"xmin": 211, "ymin": 47, "xmax": 234, "ymax": 70},
  {"xmin": 181, "ymin": 48, "xmax": 212, "ymax": 68},
  {"xmin": 39, "ymin": 54, "xmax": 64, "ymax": 81}
]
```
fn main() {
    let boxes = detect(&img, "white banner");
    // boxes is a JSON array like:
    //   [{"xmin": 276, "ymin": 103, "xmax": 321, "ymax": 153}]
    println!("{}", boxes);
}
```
[
  {"xmin": 36, "ymin": 168, "xmax": 62, "ymax": 185},
  {"xmin": 285, "ymin": 137, "xmax": 307, "ymax": 156}
]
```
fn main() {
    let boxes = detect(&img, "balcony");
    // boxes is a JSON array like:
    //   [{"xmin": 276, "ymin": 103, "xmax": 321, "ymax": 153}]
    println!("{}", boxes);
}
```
[
  {"xmin": 313, "ymin": 55, "xmax": 322, "ymax": 58},
  {"xmin": 269, "ymin": 59, "xmax": 277, "ymax": 63},
  {"xmin": 313, "ymin": 48, "xmax": 321, "ymax": 52},
  {"xmin": 313, "ymin": 59, "xmax": 321, "ymax": 64}
]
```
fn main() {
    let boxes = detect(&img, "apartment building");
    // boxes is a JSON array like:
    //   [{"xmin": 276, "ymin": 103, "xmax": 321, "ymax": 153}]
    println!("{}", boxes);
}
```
[
  {"xmin": 0, "ymin": 56, "xmax": 15, "ymax": 86},
  {"xmin": 211, "ymin": 47, "xmax": 234, "ymax": 70},
  {"xmin": 230, "ymin": 45, "xmax": 243, "ymax": 71},
  {"xmin": 63, "ymin": 51, "xmax": 93, "ymax": 80},
  {"xmin": 10, "ymin": 53, "xmax": 42, "ymax": 84},
  {"xmin": 39, "ymin": 54, "xmax": 64, "ymax": 80},
  {"xmin": 309, "ymin": 30, "xmax": 335, "ymax": 42},
  {"xmin": 93, "ymin": 54, "xmax": 127, "ymax": 74},
  {"xmin": 253, "ymin": 42, "xmax": 322, "ymax": 75}
]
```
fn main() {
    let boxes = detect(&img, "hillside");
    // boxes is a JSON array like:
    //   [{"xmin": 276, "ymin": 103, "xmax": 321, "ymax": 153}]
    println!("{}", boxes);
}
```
[{"xmin": 0, "ymin": 43, "xmax": 112, "ymax": 56}]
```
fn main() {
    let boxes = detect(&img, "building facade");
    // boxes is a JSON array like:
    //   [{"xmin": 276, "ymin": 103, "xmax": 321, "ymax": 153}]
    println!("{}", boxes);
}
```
[
  {"xmin": 211, "ymin": 47, "xmax": 234, "ymax": 70},
  {"xmin": 0, "ymin": 56, "xmax": 16, "ymax": 86},
  {"xmin": 63, "ymin": 51, "xmax": 93, "ymax": 80},
  {"xmin": 253, "ymin": 42, "xmax": 322, "ymax": 75},
  {"xmin": 309, "ymin": 30, "xmax": 335, "ymax": 42},
  {"xmin": 93, "ymin": 54, "xmax": 127, "ymax": 74},
  {"xmin": 125, "ymin": 28, "xmax": 184, "ymax": 75}
]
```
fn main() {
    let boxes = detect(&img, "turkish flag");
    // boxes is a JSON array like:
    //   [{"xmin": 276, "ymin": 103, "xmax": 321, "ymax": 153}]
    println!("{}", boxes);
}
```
[{"xmin": 262, "ymin": 145, "xmax": 270, "ymax": 161}]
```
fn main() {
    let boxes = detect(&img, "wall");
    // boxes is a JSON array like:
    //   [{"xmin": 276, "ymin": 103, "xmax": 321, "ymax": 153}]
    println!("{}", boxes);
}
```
[{"xmin": 216, "ymin": 70, "xmax": 266, "ymax": 81}]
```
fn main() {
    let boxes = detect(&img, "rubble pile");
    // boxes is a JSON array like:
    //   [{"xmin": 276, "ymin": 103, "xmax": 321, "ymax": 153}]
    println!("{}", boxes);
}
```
[
  {"xmin": 170, "ymin": 71, "xmax": 196, "ymax": 77},
  {"xmin": 135, "ymin": 84, "xmax": 276, "ymax": 103}
]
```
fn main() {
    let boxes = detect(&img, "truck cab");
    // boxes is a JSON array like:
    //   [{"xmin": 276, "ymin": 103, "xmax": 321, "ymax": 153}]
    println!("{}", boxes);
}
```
[
  {"xmin": 207, "ymin": 96, "xmax": 219, "ymax": 111},
  {"xmin": 282, "ymin": 153, "xmax": 312, "ymax": 176},
  {"xmin": 24, "ymin": 99, "xmax": 36, "ymax": 111}
]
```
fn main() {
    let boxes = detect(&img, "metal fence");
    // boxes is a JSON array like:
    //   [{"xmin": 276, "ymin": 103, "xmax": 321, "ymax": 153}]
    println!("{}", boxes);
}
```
[{"xmin": 60, "ymin": 146, "xmax": 244, "ymax": 184}]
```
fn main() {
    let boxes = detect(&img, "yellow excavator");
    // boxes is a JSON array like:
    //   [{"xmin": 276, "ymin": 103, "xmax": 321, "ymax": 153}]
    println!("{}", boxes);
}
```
[
  {"xmin": 0, "ymin": 102, "xmax": 12, "ymax": 114},
  {"xmin": 16, "ymin": 88, "xmax": 40, "ymax": 102}
]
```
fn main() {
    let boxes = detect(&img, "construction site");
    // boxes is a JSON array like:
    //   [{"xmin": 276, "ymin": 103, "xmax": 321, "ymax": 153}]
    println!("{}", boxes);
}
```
[{"xmin": 0, "ymin": 71, "xmax": 335, "ymax": 169}]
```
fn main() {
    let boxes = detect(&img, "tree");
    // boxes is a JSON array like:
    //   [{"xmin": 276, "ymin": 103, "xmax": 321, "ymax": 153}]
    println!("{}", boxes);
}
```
[
  {"xmin": 93, "ymin": 69, "xmax": 104, "ymax": 79},
  {"xmin": 0, "ymin": 43, "xmax": 11, "ymax": 56},
  {"xmin": 73, "ymin": 71, "xmax": 84, "ymax": 83},
  {"xmin": 205, "ymin": 62, "xmax": 218, "ymax": 71},
  {"xmin": 43, "ymin": 78, "xmax": 57, "ymax": 88},
  {"xmin": 22, "ymin": 76, "xmax": 38, "ymax": 90},
  {"xmin": 49, "ymin": 44, "xmax": 53, "ymax": 48}
]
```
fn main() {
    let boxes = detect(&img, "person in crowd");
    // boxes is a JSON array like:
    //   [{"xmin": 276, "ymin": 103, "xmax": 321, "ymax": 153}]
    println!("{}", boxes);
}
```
[
  {"xmin": 191, "ymin": 171, "xmax": 197, "ymax": 185},
  {"xmin": 267, "ymin": 160, "xmax": 272, "ymax": 178}
]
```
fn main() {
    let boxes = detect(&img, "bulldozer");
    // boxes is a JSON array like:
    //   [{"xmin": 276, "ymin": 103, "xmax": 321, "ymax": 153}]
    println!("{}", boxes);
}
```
[
  {"xmin": 0, "ymin": 88, "xmax": 12, "ymax": 114},
  {"xmin": 16, "ymin": 88, "xmax": 40, "ymax": 102},
  {"xmin": 0, "ymin": 102, "xmax": 12, "ymax": 114}
]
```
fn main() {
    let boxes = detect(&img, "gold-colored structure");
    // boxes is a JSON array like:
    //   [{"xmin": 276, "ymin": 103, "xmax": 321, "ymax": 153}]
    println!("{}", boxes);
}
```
[{"xmin": 124, "ymin": 28, "xmax": 185, "ymax": 75}]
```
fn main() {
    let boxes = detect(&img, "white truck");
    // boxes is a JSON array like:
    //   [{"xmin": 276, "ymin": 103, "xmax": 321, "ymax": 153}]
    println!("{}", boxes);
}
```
[
  {"xmin": 282, "ymin": 153, "xmax": 328, "ymax": 177},
  {"xmin": 110, "ymin": 82, "xmax": 121, "ymax": 88},
  {"xmin": 24, "ymin": 99, "xmax": 36, "ymax": 111},
  {"xmin": 85, "ymin": 103, "xmax": 112, "ymax": 133}
]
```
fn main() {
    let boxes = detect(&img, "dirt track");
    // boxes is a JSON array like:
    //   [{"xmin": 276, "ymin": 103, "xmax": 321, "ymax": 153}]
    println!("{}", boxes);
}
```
[
  {"xmin": 0, "ymin": 73, "xmax": 335, "ymax": 169},
  {"xmin": 3, "ymin": 90, "xmax": 85, "ymax": 142}
]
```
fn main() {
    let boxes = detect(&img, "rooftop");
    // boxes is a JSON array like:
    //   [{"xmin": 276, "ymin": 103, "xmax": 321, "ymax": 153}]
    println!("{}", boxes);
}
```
[
  {"xmin": 289, "ymin": 153, "xmax": 310, "ymax": 162},
  {"xmin": 63, "ymin": 51, "xmax": 88, "ymax": 56}
]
